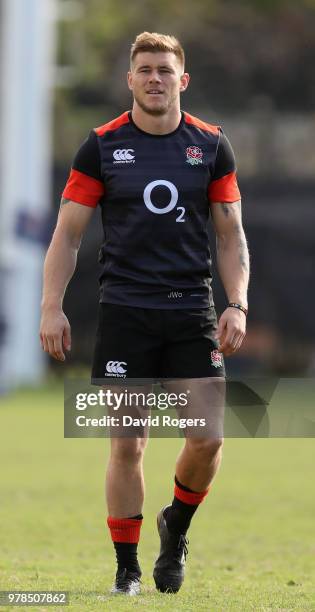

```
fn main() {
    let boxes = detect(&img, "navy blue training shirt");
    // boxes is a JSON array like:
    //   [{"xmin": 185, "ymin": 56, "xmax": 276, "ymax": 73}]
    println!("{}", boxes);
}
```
[{"xmin": 63, "ymin": 110, "xmax": 241, "ymax": 309}]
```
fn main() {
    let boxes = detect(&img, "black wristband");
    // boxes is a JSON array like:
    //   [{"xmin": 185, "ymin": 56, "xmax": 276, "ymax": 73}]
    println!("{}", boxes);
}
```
[{"xmin": 228, "ymin": 302, "xmax": 248, "ymax": 316}]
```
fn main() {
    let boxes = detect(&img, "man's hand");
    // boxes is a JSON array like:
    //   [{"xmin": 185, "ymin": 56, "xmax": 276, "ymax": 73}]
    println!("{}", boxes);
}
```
[
  {"xmin": 215, "ymin": 307, "xmax": 246, "ymax": 356},
  {"xmin": 39, "ymin": 307, "xmax": 71, "ymax": 361}
]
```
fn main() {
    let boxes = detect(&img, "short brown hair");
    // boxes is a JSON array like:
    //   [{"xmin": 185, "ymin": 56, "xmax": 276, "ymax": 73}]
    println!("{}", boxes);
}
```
[{"xmin": 130, "ymin": 32, "xmax": 185, "ymax": 69}]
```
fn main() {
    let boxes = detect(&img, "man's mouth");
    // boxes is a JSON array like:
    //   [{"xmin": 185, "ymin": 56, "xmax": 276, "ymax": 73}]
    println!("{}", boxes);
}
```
[{"xmin": 146, "ymin": 90, "xmax": 164, "ymax": 95}]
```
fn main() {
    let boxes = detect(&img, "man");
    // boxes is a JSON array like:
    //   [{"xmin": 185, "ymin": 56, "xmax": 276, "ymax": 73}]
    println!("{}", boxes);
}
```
[{"xmin": 40, "ymin": 32, "xmax": 249, "ymax": 595}]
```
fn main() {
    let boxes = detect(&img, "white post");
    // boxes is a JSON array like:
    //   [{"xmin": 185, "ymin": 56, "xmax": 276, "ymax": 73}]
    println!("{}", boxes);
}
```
[{"xmin": 0, "ymin": 0, "xmax": 56, "ymax": 389}]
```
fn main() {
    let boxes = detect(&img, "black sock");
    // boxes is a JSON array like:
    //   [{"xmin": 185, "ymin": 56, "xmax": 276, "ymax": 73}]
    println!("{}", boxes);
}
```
[
  {"xmin": 114, "ymin": 514, "xmax": 142, "ymax": 575},
  {"xmin": 164, "ymin": 477, "xmax": 206, "ymax": 536},
  {"xmin": 164, "ymin": 500, "xmax": 198, "ymax": 536},
  {"xmin": 114, "ymin": 542, "xmax": 141, "ymax": 575}
]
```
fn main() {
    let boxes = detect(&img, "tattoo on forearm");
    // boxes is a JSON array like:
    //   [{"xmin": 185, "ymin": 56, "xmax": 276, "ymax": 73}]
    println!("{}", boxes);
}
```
[
  {"xmin": 216, "ymin": 201, "xmax": 249, "ymax": 275},
  {"xmin": 219, "ymin": 201, "xmax": 241, "ymax": 218},
  {"xmin": 234, "ymin": 223, "xmax": 249, "ymax": 270},
  {"xmin": 220, "ymin": 203, "xmax": 230, "ymax": 217},
  {"xmin": 59, "ymin": 197, "xmax": 71, "ymax": 210}
]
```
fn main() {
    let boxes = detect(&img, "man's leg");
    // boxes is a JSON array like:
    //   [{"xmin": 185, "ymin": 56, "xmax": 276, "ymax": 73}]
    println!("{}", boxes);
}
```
[
  {"xmin": 105, "ymin": 383, "xmax": 152, "ymax": 595},
  {"xmin": 176, "ymin": 437, "xmax": 223, "ymax": 491},
  {"xmin": 106, "ymin": 436, "xmax": 148, "ymax": 592},
  {"xmin": 163, "ymin": 376, "xmax": 225, "ymax": 530},
  {"xmin": 106, "ymin": 437, "xmax": 148, "ymax": 518},
  {"xmin": 106, "ymin": 435, "xmax": 148, "ymax": 595},
  {"xmin": 153, "ymin": 377, "xmax": 225, "ymax": 592},
  {"xmin": 164, "ymin": 436, "xmax": 223, "ymax": 536},
  {"xmin": 91, "ymin": 304, "xmax": 161, "ymax": 593}
]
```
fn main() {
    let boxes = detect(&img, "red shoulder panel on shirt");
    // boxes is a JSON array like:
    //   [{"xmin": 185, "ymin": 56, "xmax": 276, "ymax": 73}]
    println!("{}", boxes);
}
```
[
  {"xmin": 184, "ymin": 112, "xmax": 219, "ymax": 136},
  {"xmin": 208, "ymin": 171, "xmax": 241, "ymax": 203},
  {"xmin": 94, "ymin": 111, "xmax": 130, "ymax": 136},
  {"xmin": 62, "ymin": 168, "xmax": 105, "ymax": 207}
]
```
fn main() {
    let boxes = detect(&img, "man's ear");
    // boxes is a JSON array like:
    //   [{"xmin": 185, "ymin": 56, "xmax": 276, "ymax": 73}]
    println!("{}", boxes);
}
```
[
  {"xmin": 127, "ymin": 71, "xmax": 133, "ymax": 91},
  {"xmin": 180, "ymin": 72, "xmax": 190, "ymax": 92}
]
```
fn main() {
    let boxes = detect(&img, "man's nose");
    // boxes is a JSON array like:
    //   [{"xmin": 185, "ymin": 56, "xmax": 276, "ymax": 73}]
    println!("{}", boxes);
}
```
[{"xmin": 149, "ymin": 71, "xmax": 162, "ymax": 82}]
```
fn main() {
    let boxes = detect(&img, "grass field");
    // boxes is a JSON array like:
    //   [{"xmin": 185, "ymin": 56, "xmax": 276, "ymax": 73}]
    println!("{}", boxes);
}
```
[{"xmin": 0, "ymin": 382, "xmax": 314, "ymax": 611}]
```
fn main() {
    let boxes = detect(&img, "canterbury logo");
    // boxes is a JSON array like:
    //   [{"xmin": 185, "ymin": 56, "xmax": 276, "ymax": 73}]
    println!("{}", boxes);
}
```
[
  {"xmin": 168, "ymin": 291, "xmax": 183, "ymax": 299},
  {"xmin": 113, "ymin": 149, "xmax": 135, "ymax": 164},
  {"xmin": 105, "ymin": 360, "xmax": 127, "ymax": 376}
]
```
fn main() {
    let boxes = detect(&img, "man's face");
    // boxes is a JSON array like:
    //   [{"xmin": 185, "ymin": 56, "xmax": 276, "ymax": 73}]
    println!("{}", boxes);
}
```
[{"xmin": 127, "ymin": 51, "xmax": 189, "ymax": 116}]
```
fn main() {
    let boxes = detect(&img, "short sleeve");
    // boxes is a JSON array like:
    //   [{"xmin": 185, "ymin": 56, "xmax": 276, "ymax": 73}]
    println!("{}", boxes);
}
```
[
  {"xmin": 62, "ymin": 130, "xmax": 105, "ymax": 208},
  {"xmin": 208, "ymin": 130, "xmax": 241, "ymax": 203}
]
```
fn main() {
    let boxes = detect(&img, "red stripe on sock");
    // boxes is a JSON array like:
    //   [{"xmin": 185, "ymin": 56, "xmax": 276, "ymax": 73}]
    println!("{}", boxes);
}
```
[
  {"xmin": 107, "ymin": 517, "xmax": 142, "ymax": 543},
  {"xmin": 174, "ymin": 483, "xmax": 210, "ymax": 505}
]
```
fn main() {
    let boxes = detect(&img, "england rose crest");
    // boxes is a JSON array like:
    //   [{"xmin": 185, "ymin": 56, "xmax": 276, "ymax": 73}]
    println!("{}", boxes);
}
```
[
  {"xmin": 186, "ymin": 146, "xmax": 203, "ymax": 165},
  {"xmin": 210, "ymin": 349, "xmax": 223, "ymax": 368}
]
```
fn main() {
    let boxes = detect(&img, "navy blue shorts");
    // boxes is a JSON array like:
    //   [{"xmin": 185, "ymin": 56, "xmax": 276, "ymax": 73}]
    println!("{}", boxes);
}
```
[{"xmin": 91, "ymin": 303, "xmax": 225, "ymax": 382}]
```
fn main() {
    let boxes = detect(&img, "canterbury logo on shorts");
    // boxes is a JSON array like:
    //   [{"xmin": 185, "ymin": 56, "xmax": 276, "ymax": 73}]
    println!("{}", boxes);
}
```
[{"xmin": 105, "ymin": 360, "xmax": 128, "ymax": 377}]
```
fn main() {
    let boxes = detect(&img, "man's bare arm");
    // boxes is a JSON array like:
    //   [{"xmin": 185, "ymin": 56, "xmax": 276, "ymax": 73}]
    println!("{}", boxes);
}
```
[
  {"xmin": 211, "ymin": 199, "xmax": 249, "ymax": 307},
  {"xmin": 40, "ymin": 200, "xmax": 95, "ymax": 361},
  {"xmin": 210, "ymin": 199, "xmax": 250, "ymax": 354}
]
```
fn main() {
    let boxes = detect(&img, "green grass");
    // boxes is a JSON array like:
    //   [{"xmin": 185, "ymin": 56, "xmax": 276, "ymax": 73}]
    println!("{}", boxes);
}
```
[{"xmin": 0, "ymin": 383, "xmax": 314, "ymax": 611}]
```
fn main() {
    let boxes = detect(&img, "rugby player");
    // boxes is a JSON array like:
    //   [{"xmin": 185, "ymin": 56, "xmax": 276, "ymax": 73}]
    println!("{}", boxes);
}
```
[{"xmin": 40, "ymin": 32, "xmax": 249, "ymax": 595}]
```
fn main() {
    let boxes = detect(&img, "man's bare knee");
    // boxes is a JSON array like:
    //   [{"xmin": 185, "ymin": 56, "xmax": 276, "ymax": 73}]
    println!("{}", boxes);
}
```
[
  {"xmin": 110, "ymin": 437, "xmax": 147, "ymax": 463},
  {"xmin": 185, "ymin": 437, "xmax": 224, "ymax": 462}
]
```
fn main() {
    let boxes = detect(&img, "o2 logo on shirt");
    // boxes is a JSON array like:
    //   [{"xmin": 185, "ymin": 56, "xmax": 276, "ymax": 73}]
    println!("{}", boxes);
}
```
[{"xmin": 143, "ymin": 180, "xmax": 185, "ymax": 222}]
